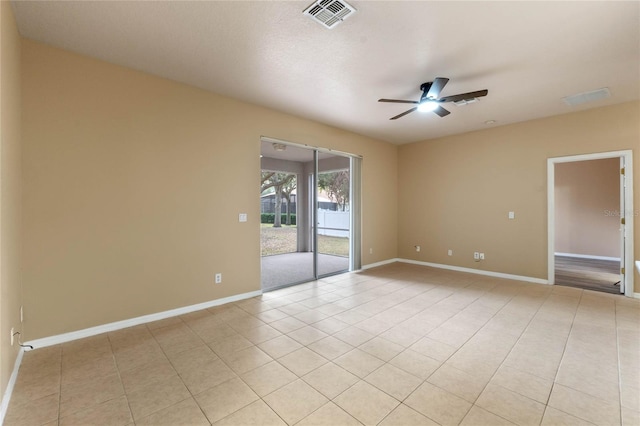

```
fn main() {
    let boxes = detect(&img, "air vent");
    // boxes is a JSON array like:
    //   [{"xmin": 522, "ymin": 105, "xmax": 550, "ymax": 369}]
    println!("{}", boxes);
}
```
[
  {"xmin": 562, "ymin": 88, "xmax": 611, "ymax": 106},
  {"xmin": 303, "ymin": 0, "xmax": 356, "ymax": 29}
]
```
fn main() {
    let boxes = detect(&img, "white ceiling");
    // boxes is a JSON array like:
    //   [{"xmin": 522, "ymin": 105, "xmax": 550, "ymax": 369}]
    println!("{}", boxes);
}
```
[{"xmin": 12, "ymin": 1, "xmax": 640, "ymax": 145}]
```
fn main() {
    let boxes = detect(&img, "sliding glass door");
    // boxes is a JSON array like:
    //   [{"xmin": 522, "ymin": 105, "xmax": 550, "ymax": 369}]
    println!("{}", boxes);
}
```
[{"xmin": 260, "ymin": 139, "xmax": 360, "ymax": 291}]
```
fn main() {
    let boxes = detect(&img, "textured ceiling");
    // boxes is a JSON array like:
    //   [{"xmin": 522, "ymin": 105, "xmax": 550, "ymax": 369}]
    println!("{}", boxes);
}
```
[{"xmin": 12, "ymin": 1, "xmax": 640, "ymax": 144}]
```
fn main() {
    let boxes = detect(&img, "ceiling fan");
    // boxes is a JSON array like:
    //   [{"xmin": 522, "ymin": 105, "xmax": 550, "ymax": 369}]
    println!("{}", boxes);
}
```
[{"xmin": 378, "ymin": 77, "xmax": 488, "ymax": 120}]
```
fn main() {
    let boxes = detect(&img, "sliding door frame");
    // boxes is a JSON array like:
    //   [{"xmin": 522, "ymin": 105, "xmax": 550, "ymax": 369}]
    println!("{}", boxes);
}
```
[{"xmin": 261, "ymin": 136, "xmax": 362, "ymax": 285}]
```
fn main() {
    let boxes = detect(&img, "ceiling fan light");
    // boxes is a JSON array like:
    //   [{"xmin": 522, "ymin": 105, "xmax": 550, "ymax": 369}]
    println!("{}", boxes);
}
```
[{"xmin": 417, "ymin": 101, "xmax": 438, "ymax": 112}]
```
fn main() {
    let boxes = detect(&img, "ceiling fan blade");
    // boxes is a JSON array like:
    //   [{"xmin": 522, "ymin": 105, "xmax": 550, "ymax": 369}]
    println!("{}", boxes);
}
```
[
  {"xmin": 390, "ymin": 107, "xmax": 418, "ymax": 120},
  {"xmin": 426, "ymin": 77, "xmax": 449, "ymax": 99},
  {"xmin": 433, "ymin": 105, "xmax": 450, "ymax": 117},
  {"xmin": 439, "ymin": 89, "xmax": 488, "ymax": 103},
  {"xmin": 379, "ymin": 98, "xmax": 419, "ymax": 104}
]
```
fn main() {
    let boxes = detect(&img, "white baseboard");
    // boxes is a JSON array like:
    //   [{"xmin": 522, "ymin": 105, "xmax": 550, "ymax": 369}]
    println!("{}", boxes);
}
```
[
  {"xmin": 24, "ymin": 290, "xmax": 262, "ymax": 350},
  {"xmin": 398, "ymin": 258, "xmax": 549, "ymax": 285},
  {"xmin": 360, "ymin": 257, "xmax": 548, "ymax": 285},
  {"xmin": 634, "ymin": 293, "xmax": 640, "ymax": 300},
  {"xmin": 0, "ymin": 348, "xmax": 24, "ymax": 424},
  {"xmin": 555, "ymin": 252, "xmax": 621, "ymax": 262},
  {"xmin": 360, "ymin": 258, "xmax": 400, "ymax": 270}
]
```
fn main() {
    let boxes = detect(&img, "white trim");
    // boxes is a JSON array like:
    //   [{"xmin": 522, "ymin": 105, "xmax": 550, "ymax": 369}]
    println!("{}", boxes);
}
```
[
  {"xmin": 349, "ymin": 156, "xmax": 362, "ymax": 272},
  {"xmin": 260, "ymin": 136, "xmax": 363, "ymax": 160},
  {"xmin": 555, "ymin": 252, "xmax": 621, "ymax": 262},
  {"xmin": 0, "ymin": 348, "xmax": 24, "ymax": 424},
  {"xmin": 548, "ymin": 160, "xmax": 556, "ymax": 284},
  {"xmin": 547, "ymin": 150, "xmax": 634, "ymax": 297},
  {"xmin": 359, "ymin": 258, "xmax": 548, "ymax": 284},
  {"xmin": 634, "ymin": 293, "xmax": 640, "ymax": 300},
  {"xmin": 24, "ymin": 290, "xmax": 262, "ymax": 350},
  {"xmin": 398, "ymin": 259, "xmax": 549, "ymax": 285},
  {"xmin": 360, "ymin": 258, "xmax": 400, "ymax": 270}
]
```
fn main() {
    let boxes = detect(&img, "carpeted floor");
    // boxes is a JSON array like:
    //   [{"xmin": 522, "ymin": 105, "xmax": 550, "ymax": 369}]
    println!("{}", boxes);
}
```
[
  {"xmin": 555, "ymin": 255, "xmax": 621, "ymax": 295},
  {"xmin": 261, "ymin": 252, "xmax": 350, "ymax": 291}
]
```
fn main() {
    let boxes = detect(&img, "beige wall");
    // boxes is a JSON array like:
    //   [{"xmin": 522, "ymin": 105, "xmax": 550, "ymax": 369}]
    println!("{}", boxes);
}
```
[
  {"xmin": 21, "ymin": 40, "xmax": 398, "ymax": 340},
  {"xmin": 398, "ymin": 101, "xmax": 639, "ymax": 283},
  {"xmin": 0, "ymin": 0, "xmax": 22, "ymax": 403},
  {"xmin": 15, "ymin": 36, "xmax": 640, "ymax": 346},
  {"xmin": 555, "ymin": 158, "xmax": 621, "ymax": 258}
]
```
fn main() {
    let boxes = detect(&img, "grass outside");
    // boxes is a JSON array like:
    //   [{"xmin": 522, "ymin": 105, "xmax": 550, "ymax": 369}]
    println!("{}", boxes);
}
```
[{"xmin": 260, "ymin": 224, "xmax": 349, "ymax": 257}]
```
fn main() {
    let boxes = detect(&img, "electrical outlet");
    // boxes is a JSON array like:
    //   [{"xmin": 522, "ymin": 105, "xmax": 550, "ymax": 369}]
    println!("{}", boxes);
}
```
[
  {"xmin": 415, "ymin": 245, "xmax": 421, "ymax": 252},
  {"xmin": 474, "ymin": 252, "xmax": 480, "ymax": 260},
  {"xmin": 448, "ymin": 249, "xmax": 453, "ymax": 256},
  {"xmin": 369, "ymin": 248, "xmax": 373, "ymax": 254},
  {"xmin": 215, "ymin": 273, "xmax": 222, "ymax": 284},
  {"xmin": 480, "ymin": 253, "xmax": 485, "ymax": 260},
  {"xmin": 10, "ymin": 328, "xmax": 14, "ymax": 346}
]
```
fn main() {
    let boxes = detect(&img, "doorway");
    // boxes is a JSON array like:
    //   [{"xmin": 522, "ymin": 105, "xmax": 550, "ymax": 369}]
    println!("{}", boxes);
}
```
[
  {"xmin": 547, "ymin": 150, "xmax": 634, "ymax": 296},
  {"xmin": 260, "ymin": 138, "xmax": 361, "ymax": 291}
]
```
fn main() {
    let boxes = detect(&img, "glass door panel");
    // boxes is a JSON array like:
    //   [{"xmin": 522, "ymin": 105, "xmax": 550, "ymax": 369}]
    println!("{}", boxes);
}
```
[
  {"xmin": 316, "ymin": 152, "xmax": 351, "ymax": 277},
  {"xmin": 260, "ymin": 142, "xmax": 314, "ymax": 290}
]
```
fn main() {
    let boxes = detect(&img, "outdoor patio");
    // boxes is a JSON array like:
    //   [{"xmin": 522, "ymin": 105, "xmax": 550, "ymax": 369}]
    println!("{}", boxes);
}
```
[{"xmin": 261, "ymin": 252, "xmax": 350, "ymax": 291}]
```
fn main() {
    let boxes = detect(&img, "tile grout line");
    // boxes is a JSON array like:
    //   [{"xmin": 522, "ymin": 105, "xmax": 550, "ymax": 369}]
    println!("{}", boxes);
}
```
[
  {"xmin": 174, "ymin": 306, "xmax": 309, "ymax": 425},
  {"xmin": 243, "ymin": 275, "xmax": 458, "ymax": 425},
  {"xmin": 445, "ymin": 285, "xmax": 559, "ymax": 425},
  {"xmin": 106, "ymin": 330, "xmax": 138, "ymax": 425},
  {"xmin": 145, "ymin": 319, "xmax": 214, "ymax": 425},
  {"xmin": 318, "ymin": 277, "xmax": 517, "ymax": 425},
  {"xmin": 56, "ymin": 347, "xmax": 63, "ymax": 425},
  {"xmin": 543, "ymin": 289, "xmax": 584, "ymax": 424},
  {"xmin": 614, "ymin": 299, "xmax": 623, "ymax": 426},
  {"xmin": 418, "ymin": 286, "xmax": 546, "ymax": 425}
]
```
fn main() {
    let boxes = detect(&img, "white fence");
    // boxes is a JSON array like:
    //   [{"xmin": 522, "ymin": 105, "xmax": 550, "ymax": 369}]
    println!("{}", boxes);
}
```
[{"xmin": 317, "ymin": 210, "xmax": 349, "ymax": 238}]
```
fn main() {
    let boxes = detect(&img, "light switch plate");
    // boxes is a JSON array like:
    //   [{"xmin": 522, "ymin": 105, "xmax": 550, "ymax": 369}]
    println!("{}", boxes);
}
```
[
  {"xmin": 508, "ymin": 211, "xmax": 515, "ymax": 219},
  {"xmin": 239, "ymin": 213, "xmax": 247, "ymax": 222}
]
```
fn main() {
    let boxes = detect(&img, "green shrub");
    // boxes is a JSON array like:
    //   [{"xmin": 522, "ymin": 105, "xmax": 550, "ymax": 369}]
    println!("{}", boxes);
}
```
[{"xmin": 261, "ymin": 213, "xmax": 296, "ymax": 225}]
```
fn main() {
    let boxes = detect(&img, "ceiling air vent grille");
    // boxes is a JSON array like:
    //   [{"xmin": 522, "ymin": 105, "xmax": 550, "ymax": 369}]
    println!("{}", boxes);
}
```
[
  {"xmin": 562, "ymin": 88, "xmax": 611, "ymax": 106},
  {"xmin": 303, "ymin": 0, "xmax": 356, "ymax": 29}
]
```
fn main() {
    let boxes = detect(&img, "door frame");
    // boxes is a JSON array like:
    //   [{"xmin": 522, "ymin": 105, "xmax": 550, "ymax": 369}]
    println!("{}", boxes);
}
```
[
  {"xmin": 260, "ymin": 136, "xmax": 362, "ymax": 287},
  {"xmin": 547, "ymin": 150, "xmax": 634, "ymax": 297}
]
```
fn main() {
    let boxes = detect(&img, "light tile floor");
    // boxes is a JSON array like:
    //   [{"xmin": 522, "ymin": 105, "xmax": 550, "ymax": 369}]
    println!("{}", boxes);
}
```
[{"xmin": 4, "ymin": 263, "xmax": 640, "ymax": 425}]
